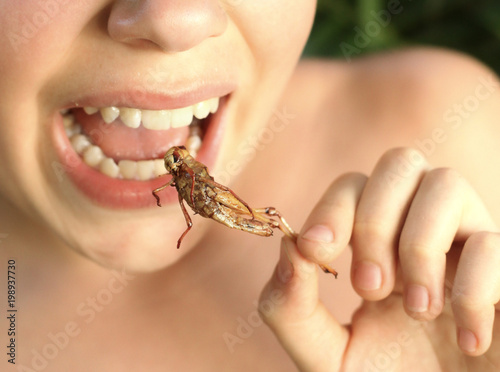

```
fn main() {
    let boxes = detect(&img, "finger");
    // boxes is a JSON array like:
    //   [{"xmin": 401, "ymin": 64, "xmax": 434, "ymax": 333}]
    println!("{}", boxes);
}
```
[
  {"xmin": 352, "ymin": 148, "xmax": 429, "ymax": 300},
  {"xmin": 399, "ymin": 168, "xmax": 498, "ymax": 320},
  {"xmin": 451, "ymin": 232, "xmax": 500, "ymax": 356},
  {"xmin": 259, "ymin": 237, "xmax": 349, "ymax": 372},
  {"xmin": 297, "ymin": 172, "xmax": 366, "ymax": 266}
]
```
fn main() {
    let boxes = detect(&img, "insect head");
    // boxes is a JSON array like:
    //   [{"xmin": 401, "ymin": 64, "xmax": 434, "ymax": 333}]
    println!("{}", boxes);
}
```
[{"xmin": 164, "ymin": 146, "xmax": 189, "ymax": 175}]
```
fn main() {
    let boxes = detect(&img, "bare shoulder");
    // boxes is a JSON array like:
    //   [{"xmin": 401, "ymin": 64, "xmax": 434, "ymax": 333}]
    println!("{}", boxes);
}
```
[
  {"xmin": 289, "ymin": 48, "xmax": 500, "ymax": 221},
  {"xmin": 292, "ymin": 47, "xmax": 500, "ymax": 126},
  {"xmin": 350, "ymin": 47, "xmax": 500, "ymax": 115},
  {"xmin": 351, "ymin": 48, "xmax": 500, "ymax": 156},
  {"xmin": 354, "ymin": 48, "xmax": 500, "ymax": 201}
]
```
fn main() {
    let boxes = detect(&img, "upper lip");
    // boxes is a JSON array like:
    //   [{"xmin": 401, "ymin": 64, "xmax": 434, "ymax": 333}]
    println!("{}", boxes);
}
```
[
  {"xmin": 62, "ymin": 82, "xmax": 236, "ymax": 112},
  {"xmin": 44, "ymin": 29, "xmax": 241, "ymax": 113}
]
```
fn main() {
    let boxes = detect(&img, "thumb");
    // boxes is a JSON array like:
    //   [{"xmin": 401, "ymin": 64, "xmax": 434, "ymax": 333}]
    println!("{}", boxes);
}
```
[{"xmin": 259, "ymin": 237, "xmax": 349, "ymax": 372}]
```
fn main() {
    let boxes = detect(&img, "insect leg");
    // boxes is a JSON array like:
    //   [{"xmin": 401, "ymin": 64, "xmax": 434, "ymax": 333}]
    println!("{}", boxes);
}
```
[
  {"xmin": 253, "ymin": 207, "xmax": 297, "ymax": 240},
  {"xmin": 198, "ymin": 177, "xmax": 256, "ymax": 219},
  {"xmin": 176, "ymin": 193, "xmax": 193, "ymax": 249},
  {"xmin": 183, "ymin": 166, "xmax": 197, "ymax": 206},
  {"xmin": 319, "ymin": 264, "xmax": 338, "ymax": 278},
  {"xmin": 152, "ymin": 178, "xmax": 175, "ymax": 207},
  {"xmin": 254, "ymin": 207, "xmax": 338, "ymax": 278}
]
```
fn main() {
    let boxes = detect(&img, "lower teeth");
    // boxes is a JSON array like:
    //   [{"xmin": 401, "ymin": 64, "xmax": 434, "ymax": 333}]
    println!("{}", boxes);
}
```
[{"xmin": 63, "ymin": 113, "xmax": 202, "ymax": 180}]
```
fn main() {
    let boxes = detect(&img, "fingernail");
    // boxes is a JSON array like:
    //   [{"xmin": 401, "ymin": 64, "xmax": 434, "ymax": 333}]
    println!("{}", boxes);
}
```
[
  {"xmin": 302, "ymin": 225, "xmax": 334, "ymax": 243},
  {"xmin": 277, "ymin": 239, "xmax": 294, "ymax": 283},
  {"xmin": 405, "ymin": 284, "xmax": 429, "ymax": 313},
  {"xmin": 353, "ymin": 261, "xmax": 382, "ymax": 291},
  {"xmin": 458, "ymin": 328, "xmax": 477, "ymax": 353}
]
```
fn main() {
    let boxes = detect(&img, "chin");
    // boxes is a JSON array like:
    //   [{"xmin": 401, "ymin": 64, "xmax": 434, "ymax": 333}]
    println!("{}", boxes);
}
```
[{"xmin": 59, "ymin": 212, "xmax": 204, "ymax": 273}]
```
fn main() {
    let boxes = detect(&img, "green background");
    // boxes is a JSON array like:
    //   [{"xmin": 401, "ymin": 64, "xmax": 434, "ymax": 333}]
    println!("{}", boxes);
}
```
[{"xmin": 303, "ymin": 0, "xmax": 500, "ymax": 73}]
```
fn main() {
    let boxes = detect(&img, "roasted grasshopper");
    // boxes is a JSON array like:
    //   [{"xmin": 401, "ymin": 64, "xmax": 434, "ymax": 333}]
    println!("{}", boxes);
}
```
[{"xmin": 153, "ymin": 146, "xmax": 337, "ymax": 277}]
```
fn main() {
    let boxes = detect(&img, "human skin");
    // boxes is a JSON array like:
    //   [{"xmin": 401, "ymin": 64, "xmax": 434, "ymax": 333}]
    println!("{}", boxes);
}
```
[
  {"xmin": 0, "ymin": 1, "xmax": 499, "ymax": 371},
  {"xmin": 258, "ymin": 54, "xmax": 500, "ymax": 370},
  {"xmin": 0, "ymin": 1, "xmax": 315, "ymax": 370},
  {"xmin": 0, "ymin": 0, "xmax": 314, "ymax": 271}
]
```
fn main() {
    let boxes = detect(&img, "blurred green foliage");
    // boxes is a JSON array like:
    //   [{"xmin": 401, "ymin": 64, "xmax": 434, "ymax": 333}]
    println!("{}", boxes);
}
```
[{"xmin": 303, "ymin": 0, "xmax": 500, "ymax": 73}]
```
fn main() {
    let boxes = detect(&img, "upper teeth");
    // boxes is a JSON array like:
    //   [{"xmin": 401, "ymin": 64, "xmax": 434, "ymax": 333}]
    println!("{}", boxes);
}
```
[
  {"xmin": 59, "ymin": 96, "xmax": 217, "ymax": 180},
  {"xmin": 83, "ymin": 96, "xmax": 219, "ymax": 130}
]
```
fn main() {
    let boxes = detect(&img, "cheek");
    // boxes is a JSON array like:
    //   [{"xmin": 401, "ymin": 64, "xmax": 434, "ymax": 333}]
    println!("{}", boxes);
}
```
[
  {"xmin": 0, "ymin": 3, "xmax": 93, "ymax": 74},
  {"xmin": 228, "ymin": 0, "xmax": 316, "ymax": 64},
  {"xmin": 215, "ymin": 1, "xmax": 315, "ymax": 166}
]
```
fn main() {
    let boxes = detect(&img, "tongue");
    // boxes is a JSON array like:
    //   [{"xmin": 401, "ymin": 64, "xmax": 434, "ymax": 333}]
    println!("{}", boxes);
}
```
[{"xmin": 73, "ymin": 109, "xmax": 189, "ymax": 161}]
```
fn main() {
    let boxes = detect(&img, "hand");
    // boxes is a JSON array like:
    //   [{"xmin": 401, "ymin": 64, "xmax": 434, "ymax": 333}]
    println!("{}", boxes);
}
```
[{"xmin": 259, "ymin": 148, "xmax": 500, "ymax": 371}]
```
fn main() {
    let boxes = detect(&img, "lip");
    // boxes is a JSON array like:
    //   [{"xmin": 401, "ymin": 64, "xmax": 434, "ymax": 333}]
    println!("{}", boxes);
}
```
[
  {"xmin": 52, "ymin": 95, "xmax": 229, "ymax": 209},
  {"xmin": 64, "ymin": 83, "xmax": 236, "ymax": 111}
]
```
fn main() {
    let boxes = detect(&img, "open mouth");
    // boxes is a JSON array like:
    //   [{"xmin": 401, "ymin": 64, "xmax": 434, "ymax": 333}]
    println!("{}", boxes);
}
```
[
  {"xmin": 53, "ymin": 93, "xmax": 229, "ymax": 208},
  {"xmin": 63, "ymin": 96, "xmax": 219, "ymax": 180}
]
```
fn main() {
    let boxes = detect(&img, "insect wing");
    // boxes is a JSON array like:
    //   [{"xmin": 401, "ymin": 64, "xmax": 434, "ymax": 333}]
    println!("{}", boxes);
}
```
[{"xmin": 212, "ymin": 188, "xmax": 253, "ymax": 216}]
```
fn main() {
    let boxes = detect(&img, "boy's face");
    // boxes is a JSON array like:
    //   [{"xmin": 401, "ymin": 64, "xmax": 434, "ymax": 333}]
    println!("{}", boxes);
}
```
[{"xmin": 0, "ymin": 1, "xmax": 316, "ymax": 270}]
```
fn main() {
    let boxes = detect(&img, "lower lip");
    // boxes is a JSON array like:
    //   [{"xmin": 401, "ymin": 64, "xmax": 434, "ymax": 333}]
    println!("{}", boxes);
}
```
[{"xmin": 52, "ymin": 98, "xmax": 228, "ymax": 209}]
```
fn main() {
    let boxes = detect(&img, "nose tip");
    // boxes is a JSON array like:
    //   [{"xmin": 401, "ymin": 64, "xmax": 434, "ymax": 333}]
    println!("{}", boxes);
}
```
[{"xmin": 108, "ymin": 0, "xmax": 228, "ymax": 53}]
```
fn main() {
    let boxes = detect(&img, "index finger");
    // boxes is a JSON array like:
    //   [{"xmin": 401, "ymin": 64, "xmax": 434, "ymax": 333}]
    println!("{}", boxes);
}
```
[{"xmin": 297, "ymin": 172, "xmax": 367, "ymax": 266}]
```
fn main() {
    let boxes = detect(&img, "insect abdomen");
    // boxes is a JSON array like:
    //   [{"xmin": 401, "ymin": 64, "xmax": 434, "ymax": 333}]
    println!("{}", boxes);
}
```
[{"xmin": 211, "ymin": 206, "xmax": 274, "ymax": 237}]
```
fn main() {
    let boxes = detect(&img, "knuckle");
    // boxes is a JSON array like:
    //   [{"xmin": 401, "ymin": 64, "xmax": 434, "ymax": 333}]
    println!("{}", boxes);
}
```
[
  {"xmin": 334, "ymin": 171, "xmax": 367, "ymax": 186},
  {"xmin": 323, "ymin": 172, "xmax": 367, "ymax": 206},
  {"xmin": 398, "ymin": 240, "xmax": 434, "ymax": 259},
  {"xmin": 374, "ymin": 148, "xmax": 429, "ymax": 188},
  {"xmin": 424, "ymin": 167, "xmax": 464, "ymax": 190},
  {"xmin": 353, "ymin": 219, "xmax": 391, "ymax": 245},
  {"xmin": 379, "ymin": 147, "xmax": 429, "ymax": 172}
]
